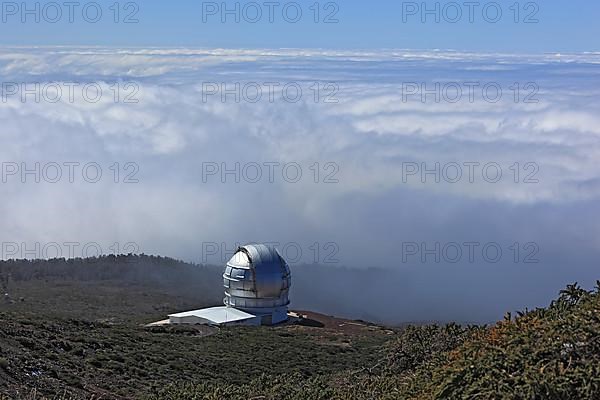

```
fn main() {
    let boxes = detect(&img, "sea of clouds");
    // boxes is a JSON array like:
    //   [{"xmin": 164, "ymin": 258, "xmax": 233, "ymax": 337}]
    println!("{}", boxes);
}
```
[{"xmin": 1, "ymin": 47, "xmax": 599, "ymax": 322}]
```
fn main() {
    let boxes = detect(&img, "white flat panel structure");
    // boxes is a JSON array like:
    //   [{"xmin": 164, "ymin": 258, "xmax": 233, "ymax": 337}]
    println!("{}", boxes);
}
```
[{"xmin": 168, "ymin": 306, "xmax": 259, "ymax": 326}]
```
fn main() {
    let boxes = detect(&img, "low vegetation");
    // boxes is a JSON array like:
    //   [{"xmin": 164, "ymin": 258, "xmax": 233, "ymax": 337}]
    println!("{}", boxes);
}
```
[
  {"xmin": 151, "ymin": 282, "xmax": 600, "ymax": 400},
  {"xmin": 1, "ymin": 256, "xmax": 598, "ymax": 399}
]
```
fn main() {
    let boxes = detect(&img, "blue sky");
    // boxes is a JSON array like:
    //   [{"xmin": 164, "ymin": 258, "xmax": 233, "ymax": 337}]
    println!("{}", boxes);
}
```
[{"xmin": 0, "ymin": 0, "xmax": 598, "ymax": 51}]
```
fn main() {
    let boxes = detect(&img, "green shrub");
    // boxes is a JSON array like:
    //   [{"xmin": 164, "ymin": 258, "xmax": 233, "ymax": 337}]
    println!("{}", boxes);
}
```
[{"xmin": 148, "ymin": 283, "xmax": 600, "ymax": 400}]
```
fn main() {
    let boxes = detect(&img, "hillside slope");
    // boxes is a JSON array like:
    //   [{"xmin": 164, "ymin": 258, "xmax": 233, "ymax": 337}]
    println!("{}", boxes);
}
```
[
  {"xmin": 0, "ymin": 257, "xmax": 598, "ymax": 399},
  {"xmin": 150, "ymin": 283, "xmax": 600, "ymax": 400},
  {"xmin": 0, "ymin": 256, "xmax": 391, "ymax": 399}
]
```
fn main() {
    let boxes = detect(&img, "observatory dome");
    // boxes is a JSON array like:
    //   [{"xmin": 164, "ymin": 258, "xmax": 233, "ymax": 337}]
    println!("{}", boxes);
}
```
[{"xmin": 223, "ymin": 244, "xmax": 291, "ymax": 320}]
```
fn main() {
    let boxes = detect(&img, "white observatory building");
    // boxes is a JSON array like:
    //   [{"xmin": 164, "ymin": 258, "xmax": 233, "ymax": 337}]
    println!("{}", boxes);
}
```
[{"xmin": 167, "ymin": 244, "xmax": 291, "ymax": 326}]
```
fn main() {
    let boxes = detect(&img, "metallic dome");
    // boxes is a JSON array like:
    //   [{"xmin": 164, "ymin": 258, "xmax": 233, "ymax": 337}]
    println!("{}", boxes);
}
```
[{"xmin": 223, "ymin": 244, "xmax": 291, "ymax": 311}]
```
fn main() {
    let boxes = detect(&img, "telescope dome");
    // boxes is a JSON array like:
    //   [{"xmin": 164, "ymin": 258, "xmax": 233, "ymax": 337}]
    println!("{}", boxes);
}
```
[{"xmin": 223, "ymin": 244, "xmax": 291, "ymax": 319}]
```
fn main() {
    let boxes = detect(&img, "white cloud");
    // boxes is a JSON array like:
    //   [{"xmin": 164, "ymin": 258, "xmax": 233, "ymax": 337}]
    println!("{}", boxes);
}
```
[{"xmin": 1, "ymin": 47, "xmax": 599, "ymax": 321}]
